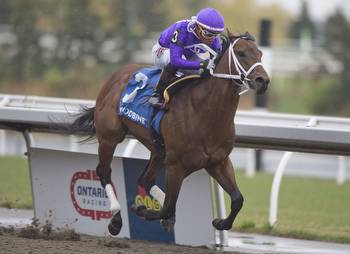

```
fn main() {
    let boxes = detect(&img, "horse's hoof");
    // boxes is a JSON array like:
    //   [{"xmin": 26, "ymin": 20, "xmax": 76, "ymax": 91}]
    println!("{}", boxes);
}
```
[
  {"xmin": 160, "ymin": 217, "xmax": 175, "ymax": 233},
  {"xmin": 212, "ymin": 218, "xmax": 231, "ymax": 231},
  {"xmin": 131, "ymin": 205, "xmax": 147, "ymax": 218},
  {"xmin": 108, "ymin": 211, "xmax": 123, "ymax": 236}
]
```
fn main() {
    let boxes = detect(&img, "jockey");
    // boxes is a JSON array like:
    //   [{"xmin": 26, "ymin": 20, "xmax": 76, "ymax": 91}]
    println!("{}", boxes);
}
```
[{"xmin": 149, "ymin": 7, "xmax": 225, "ymax": 107}]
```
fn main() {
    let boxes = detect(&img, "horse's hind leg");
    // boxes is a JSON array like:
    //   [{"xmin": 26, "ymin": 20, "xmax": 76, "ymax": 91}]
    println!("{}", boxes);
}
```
[
  {"xmin": 96, "ymin": 137, "xmax": 124, "ymax": 236},
  {"xmin": 206, "ymin": 158, "xmax": 244, "ymax": 231},
  {"xmin": 96, "ymin": 140, "xmax": 116, "ymax": 188}
]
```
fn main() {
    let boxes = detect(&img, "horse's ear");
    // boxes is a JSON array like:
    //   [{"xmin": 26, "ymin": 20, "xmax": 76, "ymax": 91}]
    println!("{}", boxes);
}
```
[
  {"xmin": 244, "ymin": 31, "xmax": 256, "ymax": 41},
  {"xmin": 226, "ymin": 28, "xmax": 234, "ymax": 39}
]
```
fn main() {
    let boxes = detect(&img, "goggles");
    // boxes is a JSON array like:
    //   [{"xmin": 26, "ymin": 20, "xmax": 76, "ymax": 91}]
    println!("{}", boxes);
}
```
[{"xmin": 197, "ymin": 24, "xmax": 220, "ymax": 39}]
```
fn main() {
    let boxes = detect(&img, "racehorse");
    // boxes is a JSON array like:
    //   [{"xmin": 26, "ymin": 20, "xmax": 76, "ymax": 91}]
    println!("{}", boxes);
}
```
[{"xmin": 68, "ymin": 31, "xmax": 270, "ymax": 235}]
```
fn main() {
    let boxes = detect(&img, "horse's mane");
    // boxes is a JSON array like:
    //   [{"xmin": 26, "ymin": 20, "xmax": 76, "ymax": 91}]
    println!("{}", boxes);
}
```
[{"xmin": 216, "ymin": 31, "xmax": 255, "ymax": 64}]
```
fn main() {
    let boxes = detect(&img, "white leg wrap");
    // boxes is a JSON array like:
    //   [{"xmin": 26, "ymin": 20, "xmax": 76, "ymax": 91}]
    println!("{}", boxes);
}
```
[
  {"xmin": 105, "ymin": 184, "xmax": 121, "ymax": 215},
  {"xmin": 150, "ymin": 185, "xmax": 165, "ymax": 207}
]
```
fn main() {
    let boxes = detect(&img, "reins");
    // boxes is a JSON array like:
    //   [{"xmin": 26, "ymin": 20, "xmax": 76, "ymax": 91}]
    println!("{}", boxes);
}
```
[{"xmin": 194, "ymin": 38, "xmax": 263, "ymax": 95}]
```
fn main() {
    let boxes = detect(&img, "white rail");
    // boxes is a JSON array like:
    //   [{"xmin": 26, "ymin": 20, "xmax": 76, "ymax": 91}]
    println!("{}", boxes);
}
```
[{"xmin": 1, "ymin": 94, "xmax": 350, "ymax": 155}]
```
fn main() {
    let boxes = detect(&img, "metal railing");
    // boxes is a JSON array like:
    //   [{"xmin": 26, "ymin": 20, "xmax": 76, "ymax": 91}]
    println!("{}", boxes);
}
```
[{"xmin": 1, "ymin": 93, "xmax": 350, "ymax": 155}]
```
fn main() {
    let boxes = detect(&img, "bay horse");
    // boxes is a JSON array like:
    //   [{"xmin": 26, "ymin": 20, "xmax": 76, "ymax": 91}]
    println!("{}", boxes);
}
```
[{"xmin": 69, "ymin": 31, "xmax": 269, "ymax": 235}]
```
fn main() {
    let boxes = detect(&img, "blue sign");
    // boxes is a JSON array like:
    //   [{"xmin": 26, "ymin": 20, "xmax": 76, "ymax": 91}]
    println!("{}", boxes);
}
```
[{"xmin": 123, "ymin": 158, "xmax": 175, "ymax": 243}]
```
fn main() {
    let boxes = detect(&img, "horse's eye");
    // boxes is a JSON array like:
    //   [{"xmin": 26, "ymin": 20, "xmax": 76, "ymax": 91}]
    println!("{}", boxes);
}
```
[{"xmin": 237, "ymin": 51, "xmax": 245, "ymax": 57}]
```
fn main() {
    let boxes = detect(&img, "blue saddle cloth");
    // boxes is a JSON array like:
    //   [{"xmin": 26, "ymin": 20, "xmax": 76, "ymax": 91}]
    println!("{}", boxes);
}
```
[{"xmin": 119, "ymin": 67, "xmax": 165, "ymax": 134}]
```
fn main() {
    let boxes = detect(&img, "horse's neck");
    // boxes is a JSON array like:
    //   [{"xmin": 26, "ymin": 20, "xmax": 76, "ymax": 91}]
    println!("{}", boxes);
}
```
[{"xmin": 194, "ymin": 55, "xmax": 240, "ymax": 127}]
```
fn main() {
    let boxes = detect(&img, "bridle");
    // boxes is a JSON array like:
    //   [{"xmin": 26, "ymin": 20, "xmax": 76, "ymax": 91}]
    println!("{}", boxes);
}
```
[{"xmin": 195, "ymin": 38, "xmax": 263, "ymax": 95}]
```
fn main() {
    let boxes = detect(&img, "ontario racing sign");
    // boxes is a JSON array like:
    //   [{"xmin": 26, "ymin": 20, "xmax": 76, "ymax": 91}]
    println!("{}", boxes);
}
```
[
  {"xmin": 70, "ymin": 169, "xmax": 115, "ymax": 220},
  {"xmin": 29, "ymin": 147, "xmax": 213, "ymax": 245}
]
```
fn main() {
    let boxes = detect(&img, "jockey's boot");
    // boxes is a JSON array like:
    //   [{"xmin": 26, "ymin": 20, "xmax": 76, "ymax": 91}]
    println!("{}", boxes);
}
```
[{"xmin": 149, "ymin": 64, "xmax": 176, "ymax": 107}]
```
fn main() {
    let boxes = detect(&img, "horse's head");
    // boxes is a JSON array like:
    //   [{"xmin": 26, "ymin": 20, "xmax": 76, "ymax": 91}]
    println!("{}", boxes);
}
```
[{"xmin": 217, "ymin": 31, "xmax": 270, "ymax": 94}]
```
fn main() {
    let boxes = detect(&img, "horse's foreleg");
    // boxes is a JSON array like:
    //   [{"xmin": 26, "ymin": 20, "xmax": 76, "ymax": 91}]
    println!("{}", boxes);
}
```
[
  {"xmin": 97, "ymin": 140, "xmax": 122, "ymax": 235},
  {"xmin": 158, "ymin": 166, "xmax": 184, "ymax": 232},
  {"xmin": 206, "ymin": 158, "xmax": 243, "ymax": 231}
]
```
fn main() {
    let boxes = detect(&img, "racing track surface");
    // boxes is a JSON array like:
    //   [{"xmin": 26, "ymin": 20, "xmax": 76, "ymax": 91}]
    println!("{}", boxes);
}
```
[
  {"xmin": 0, "ymin": 229, "xmax": 241, "ymax": 254},
  {"xmin": 1, "ymin": 208, "xmax": 350, "ymax": 254}
]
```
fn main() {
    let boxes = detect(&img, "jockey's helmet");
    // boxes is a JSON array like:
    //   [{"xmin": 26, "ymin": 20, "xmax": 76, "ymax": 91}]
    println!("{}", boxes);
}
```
[{"xmin": 195, "ymin": 8, "xmax": 224, "ymax": 40}]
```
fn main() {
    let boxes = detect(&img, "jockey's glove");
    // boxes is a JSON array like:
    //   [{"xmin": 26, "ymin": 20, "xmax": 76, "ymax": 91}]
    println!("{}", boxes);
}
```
[{"xmin": 200, "ymin": 59, "xmax": 215, "ymax": 71}]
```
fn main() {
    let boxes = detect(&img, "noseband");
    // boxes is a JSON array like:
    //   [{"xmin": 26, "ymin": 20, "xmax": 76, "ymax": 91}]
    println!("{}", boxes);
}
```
[{"xmin": 198, "ymin": 38, "xmax": 263, "ymax": 95}]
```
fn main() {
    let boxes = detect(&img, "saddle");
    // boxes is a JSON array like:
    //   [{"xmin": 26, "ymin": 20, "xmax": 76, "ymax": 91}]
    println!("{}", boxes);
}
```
[
  {"xmin": 119, "ymin": 67, "xmax": 201, "ymax": 157},
  {"xmin": 163, "ymin": 74, "xmax": 200, "ymax": 103}
]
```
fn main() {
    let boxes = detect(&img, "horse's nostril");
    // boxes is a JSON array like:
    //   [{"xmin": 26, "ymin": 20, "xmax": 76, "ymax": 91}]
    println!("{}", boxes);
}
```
[
  {"xmin": 254, "ymin": 76, "xmax": 269, "ymax": 95},
  {"xmin": 255, "ymin": 76, "xmax": 268, "ymax": 85}
]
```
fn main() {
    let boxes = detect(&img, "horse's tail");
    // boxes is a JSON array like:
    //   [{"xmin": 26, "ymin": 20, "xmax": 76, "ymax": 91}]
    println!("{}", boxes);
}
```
[{"xmin": 67, "ymin": 106, "xmax": 96, "ymax": 142}]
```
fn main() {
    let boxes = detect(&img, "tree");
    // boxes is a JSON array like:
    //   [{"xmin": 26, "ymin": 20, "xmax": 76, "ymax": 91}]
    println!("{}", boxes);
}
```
[
  {"xmin": 46, "ymin": 0, "xmax": 103, "ymax": 70},
  {"xmin": 289, "ymin": 1, "xmax": 316, "ymax": 40},
  {"xmin": 324, "ymin": 10, "xmax": 350, "ymax": 64},
  {"xmin": 0, "ymin": 0, "xmax": 12, "ymax": 23},
  {"xmin": 3, "ymin": 0, "xmax": 43, "ymax": 80},
  {"xmin": 312, "ymin": 9, "xmax": 350, "ymax": 116},
  {"xmin": 108, "ymin": 0, "xmax": 170, "ymax": 63}
]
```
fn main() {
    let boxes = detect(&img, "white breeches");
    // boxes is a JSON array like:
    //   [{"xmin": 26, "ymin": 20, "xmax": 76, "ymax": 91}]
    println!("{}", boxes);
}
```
[
  {"xmin": 152, "ymin": 42, "xmax": 171, "ymax": 69},
  {"xmin": 151, "ymin": 42, "xmax": 203, "ymax": 74}
]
